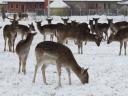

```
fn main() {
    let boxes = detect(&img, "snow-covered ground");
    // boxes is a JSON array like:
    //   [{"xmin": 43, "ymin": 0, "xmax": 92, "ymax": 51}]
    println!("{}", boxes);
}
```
[{"xmin": 0, "ymin": 15, "xmax": 128, "ymax": 96}]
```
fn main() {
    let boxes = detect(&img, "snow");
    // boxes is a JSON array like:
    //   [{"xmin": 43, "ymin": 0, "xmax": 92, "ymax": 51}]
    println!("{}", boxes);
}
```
[
  {"xmin": 0, "ymin": 15, "xmax": 128, "ymax": 96},
  {"xmin": 49, "ymin": 0, "xmax": 70, "ymax": 8}
]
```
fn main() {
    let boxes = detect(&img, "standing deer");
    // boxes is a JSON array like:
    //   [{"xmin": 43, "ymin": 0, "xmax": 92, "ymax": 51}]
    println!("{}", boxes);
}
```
[
  {"xmin": 110, "ymin": 21, "xmax": 128, "ymax": 33},
  {"xmin": 16, "ymin": 32, "xmax": 37, "ymax": 74},
  {"xmin": 46, "ymin": 18, "xmax": 53, "ymax": 24},
  {"xmin": 36, "ymin": 21, "xmax": 56, "ymax": 41},
  {"xmin": 3, "ymin": 20, "xmax": 18, "ymax": 52},
  {"xmin": 32, "ymin": 41, "xmax": 89, "ymax": 87},
  {"xmin": 56, "ymin": 21, "xmax": 102, "ymax": 54},
  {"xmin": 16, "ymin": 23, "xmax": 35, "ymax": 40},
  {"xmin": 93, "ymin": 18, "xmax": 111, "ymax": 40},
  {"xmin": 107, "ymin": 27, "xmax": 128, "ymax": 56},
  {"xmin": 3, "ymin": 14, "xmax": 21, "ymax": 52}
]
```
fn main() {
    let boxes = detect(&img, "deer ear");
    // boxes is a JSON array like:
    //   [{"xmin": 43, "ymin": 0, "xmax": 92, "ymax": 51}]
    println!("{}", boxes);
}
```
[{"xmin": 81, "ymin": 67, "xmax": 85, "ymax": 74}]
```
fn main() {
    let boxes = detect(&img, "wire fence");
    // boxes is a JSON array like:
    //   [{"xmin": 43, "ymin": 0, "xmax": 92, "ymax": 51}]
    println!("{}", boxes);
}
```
[{"xmin": 2, "ymin": 8, "xmax": 128, "ymax": 17}]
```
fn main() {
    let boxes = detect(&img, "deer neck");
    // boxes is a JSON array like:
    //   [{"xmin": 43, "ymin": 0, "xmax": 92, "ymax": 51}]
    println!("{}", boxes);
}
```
[
  {"xmin": 25, "ymin": 37, "xmax": 33, "ymax": 47},
  {"xmin": 69, "ymin": 59, "xmax": 82, "ymax": 79}
]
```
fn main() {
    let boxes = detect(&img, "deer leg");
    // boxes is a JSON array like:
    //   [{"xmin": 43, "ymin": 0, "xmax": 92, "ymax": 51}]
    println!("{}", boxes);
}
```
[
  {"xmin": 22, "ymin": 59, "xmax": 26, "ymax": 75},
  {"xmin": 66, "ymin": 68, "xmax": 71, "ymax": 85},
  {"xmin": 18, "ymin": 57, "xmax": 21, "ymax": 74},
  {"xmin": 80, "ymin": 41, "xmax": 83, "ymax": 54},
  {"xmin": 12, "ymin": 38, "xmax": 16, "ymax": 52},
  {"xmin": 77, "ymin": 41, "xmax": 80, "ymax": 54},
  {"xmin": 4, "ymin": 37, "xmax": 7, "ymax": 51},
  {"xmin": 8, "ymin": 39, "xmax": 12, "ymax": 52},
  {"xmin": 124, "ymin": 42, "xmax": 127, "ymax": 56},
  {"xmin": 56, "ymin": 64, "xmax": 62, "ymax": 87},
  {"xmin": 41, "ymin": 64, "xmax": 48, "ymax": 85},
  {"xmin": 32, "ymin": 64, "xmax": 38, "ymax": 83},
  {"xmin": 119, "ymin": 41, "xmax": 123, "ymax": 56}
]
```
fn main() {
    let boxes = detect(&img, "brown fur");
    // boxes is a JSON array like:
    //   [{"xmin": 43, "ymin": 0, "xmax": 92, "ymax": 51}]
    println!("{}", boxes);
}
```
[{"xmin": 33, "ymin": 41, "xmax": 89, "ymax": 87}]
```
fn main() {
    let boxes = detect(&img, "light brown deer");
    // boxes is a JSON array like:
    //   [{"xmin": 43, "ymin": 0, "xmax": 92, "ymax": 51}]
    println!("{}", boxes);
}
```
[
  {"xmin": 16, "ymin": 32, "xmax": 37, "ymax": 74},
  {"xmin": 56, "ymin": 22, "xmax": 102, "ymax": 54},
  {"xmin": 32, "ymin": 41, "xmax": 89, "ymax": 87},
  {"xmin": 107, "ymin": 27, "xmax": 128, "ymax": 56}
]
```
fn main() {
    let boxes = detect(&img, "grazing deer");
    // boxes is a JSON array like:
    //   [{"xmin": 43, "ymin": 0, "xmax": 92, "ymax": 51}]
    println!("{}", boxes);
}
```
[
  {"xmin": 16, "ymin": 32, "xmax": 37, "ymax": 74},
  {"xmin": 36, "ymin": 21, "xmax": 56, "ymax": 41},
  {"xmin": 3, "ymin": 19, "xmax": 19, "ymax": 52},
  {"xmin": 107, "ymin": 27, "xmax": 128, "ymax": 56},
  {"xmin": 32, "ymin": 41, "xmax": 89, "ymax": 87},
  {"xmin": 16, "ymin": 23, "xmax": 35, "ymax": 40}
]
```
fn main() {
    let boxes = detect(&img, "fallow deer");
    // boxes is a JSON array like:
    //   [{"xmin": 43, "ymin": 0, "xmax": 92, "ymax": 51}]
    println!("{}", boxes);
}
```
[
  {"xmin": 93, "ymin": 18, "xmax": 111, "ymax": 40},
  {"xmin": 56, "ymin": 21, "xmax": 102, "ymax": 54},
  {"xmin": 32, "ymin": 41, "xmax": 89, "ymax": 87},
  {"xmin": 16, "ymin": 32, "xmax": 37, "ymax": 74},
  {"xmin": 46, "ymin": 18, "xmax": 53, "ymax": 24},
  {"xmin": 16, "ymin": 23, "xmax": 35, "ymax": 40},
  {"xmin": 3, "ymin": 20, "xmax": 18, "ymax": 52},
  {"xmin": 36, "ymin": 21, "xmax": 56, "ymax": 41},
  {"xmin": 110, "ymin": 21, "xmax": 128, "ymax": 33},
  {"xmin": 107, "ymin": 27, "xmax": 128, "ymax": 56}
]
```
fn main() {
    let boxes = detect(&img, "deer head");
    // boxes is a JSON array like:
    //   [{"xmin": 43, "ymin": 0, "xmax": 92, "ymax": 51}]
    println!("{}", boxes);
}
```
[
  {"xmin": 80, "ymin": 68, "xmax": 89, "ymax": 84},
  {"xmin": 95, "ymin": 35, "xmax": 103, "ymax": 46}
]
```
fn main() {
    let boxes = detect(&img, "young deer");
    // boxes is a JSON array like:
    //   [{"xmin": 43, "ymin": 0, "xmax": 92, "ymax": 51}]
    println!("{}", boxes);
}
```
[
  {"xmin": 107, "ymin": 27, "xmax": 128, "ymax": 56},
  {"xmin": 16, "ymin": 32, "xmax": 37, "ymax": 74},
  {"xmin": 32, "ymin": 41, "xmax": 89, "ymax": 87}
]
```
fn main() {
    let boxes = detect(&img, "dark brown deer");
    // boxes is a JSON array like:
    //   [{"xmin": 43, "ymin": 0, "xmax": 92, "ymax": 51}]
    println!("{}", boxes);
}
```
[
  {"xmin": 46, "ymin": 18, "xmax": 53, "ymax": 24},
  {"xmin": 110, "ymin": 21, "xmax": 128, "ymax": 33},
  {"xmin": 107, "ymin": 27, "xmax": 128, "ymax": 56},
  {"xmin": 16, "ymin": 32, "xmax": 37, "ymax": 74},
  {"xmin": 35, "ymin": 21, "xmax": 56, "ymax": 41},
  {"xmin": 93, "ymin": 18, "xmax": 111, "ymax": 40},
  {"xmin": 3, "ymin": 20, "xmax": 19, "ymax": 52},
  {"xmin": 16, "ymin": 23, "xmax": 35, "ymax": 40},
  {"xmin": 32, "ymin": 41, "xmax": 89, "ymax": 87},
  {"xmin": 61, "ymin": 18, "xmax": 69, "ymax": 25}
]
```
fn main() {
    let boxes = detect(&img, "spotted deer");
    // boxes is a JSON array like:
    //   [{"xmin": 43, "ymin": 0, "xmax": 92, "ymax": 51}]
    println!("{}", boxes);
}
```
[
  {"xmin": 107, "ymin": 27, "xmax": 128, "ymax": 56},
  {"xmin": 16, "ymin": 32, "xmax": 37, "ymax": 74},
  {"xmin": 32, "ymin": 41, "xmax": 89, "ymax": 87}
]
